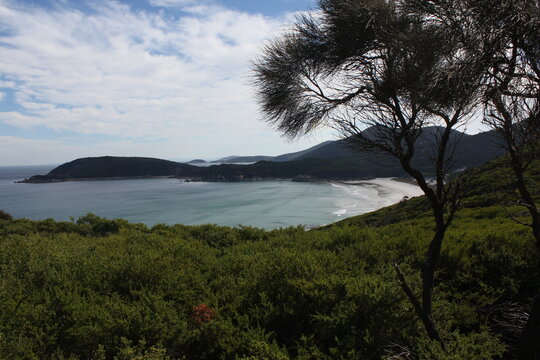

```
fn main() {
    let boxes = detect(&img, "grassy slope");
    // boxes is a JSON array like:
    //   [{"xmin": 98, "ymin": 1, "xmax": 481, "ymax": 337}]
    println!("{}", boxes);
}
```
[
  {"xmin": 334, "ymin": 156, "xmax": 539, "ymax": 228},
  {"xmin": 0, "ymin": 157, "xmax": 538, "ymax": 360}
]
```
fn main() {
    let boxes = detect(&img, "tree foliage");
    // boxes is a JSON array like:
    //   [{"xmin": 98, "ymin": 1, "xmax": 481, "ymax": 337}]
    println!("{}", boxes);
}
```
[
  {"xmin": 252, "ymin": 0, "xmax": 490, "ymax": 345},
  {"xmin": 400, "ymin": 1, "xmax": 540, "ymax": 357}
]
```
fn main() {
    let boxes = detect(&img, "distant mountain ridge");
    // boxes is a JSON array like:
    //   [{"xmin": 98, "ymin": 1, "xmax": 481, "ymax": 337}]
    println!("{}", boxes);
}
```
[
  {"xmin": 21, "ymin": 127, "xmax": 505, "ymax": 183},
  {"xmin": 217, "ymin": 141, "xmax": 333, "ymax": 163},
  {"xmin": 217, "ymin": 127, "xmax": 503, "ymax": 166}
]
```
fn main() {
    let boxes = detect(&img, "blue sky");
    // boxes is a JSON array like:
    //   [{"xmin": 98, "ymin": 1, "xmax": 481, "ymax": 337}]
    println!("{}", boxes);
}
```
[{"xmin": 0, "ymin": 0, "xmax": 327, "ymax": 165}]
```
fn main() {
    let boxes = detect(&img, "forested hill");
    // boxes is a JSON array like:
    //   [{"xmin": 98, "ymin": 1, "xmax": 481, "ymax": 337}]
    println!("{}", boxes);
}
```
[
  {"xmin": 22, "ymin": 156, "xmax": 412, "ymax": 183},
  {"xmin": 20, "ymin": 156, "xmax": 199, "ymax": 183},
  {"xmin": 21, "ymin": 128, "xmax": 506, "ymax": 183},
  {"xmin": 19, "ymin": 152, "xmax": 497, "ymax": 183},
  {"xmin": 219, "ymin": 127, "xmax": 505, "ymax": 164}
]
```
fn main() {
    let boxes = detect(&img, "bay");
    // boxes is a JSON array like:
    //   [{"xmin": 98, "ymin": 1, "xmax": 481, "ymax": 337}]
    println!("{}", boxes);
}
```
[{"xmin": 0, "ymin": 165, "xmax": 421, "ymax": 229}]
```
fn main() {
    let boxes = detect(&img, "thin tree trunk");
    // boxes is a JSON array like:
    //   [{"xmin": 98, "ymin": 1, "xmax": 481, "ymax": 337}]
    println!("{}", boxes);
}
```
[
  {"xmin": 513, "ymin": 166, "xmax": 540, "ymax": 247},
  {"xmin": 509, "ymin": 139, "xmax": 540, "ymax": 360},
  {"xmin": 394, "ymin": 263, "xmax": 445, "ymax": 345},
  {"xmin": 503, "ymin": 119, "xmax": 540, "ymax": 247},
  {"xmin": 492, "ymin": 92, "xmax": 540, "ymax": 246},
  {"xmin": 422, "ymin": 224, "xmax": 446, "ymax": 324},
  {"xmin": 397, "ymin": 157, "xmax": 448, "ymax": 347},
  {"xmin": 395, "ymin": 225, "xmax": 447, "ymax": 347},
  {"xmin": 493, "ymin": 98, "xmax": 540, "ymax": 358}
]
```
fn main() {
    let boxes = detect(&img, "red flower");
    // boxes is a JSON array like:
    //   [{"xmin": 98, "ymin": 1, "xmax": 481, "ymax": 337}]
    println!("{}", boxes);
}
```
[{"xmin": 191, "ymin": 303, "xmax": 216, "ymax": 324}]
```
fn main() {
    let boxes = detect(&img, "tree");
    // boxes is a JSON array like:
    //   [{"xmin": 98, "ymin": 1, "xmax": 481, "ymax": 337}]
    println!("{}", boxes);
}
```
[
  {"xmin": 405, "ymin": 1, "xmax": 540, "ymax": 357},
  {"xmin": 477, "ymin": 1, "xmax": 540, "ymax": 358},
  {"xmin": 253, "ymin": 0, "xmax": 483, "ymax": 346},
  {"xmin": 480, "ymin": 0, "xmax": 540, "ymax": 247},
  {"xmin": 416, "ymin": 0, "xmax": 539, "ymax": 247}
]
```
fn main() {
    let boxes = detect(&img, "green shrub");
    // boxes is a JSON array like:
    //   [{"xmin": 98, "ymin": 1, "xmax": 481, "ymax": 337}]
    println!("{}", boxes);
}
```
[
  {"xmin": 414, "ymin": 330, "xmax": 505, "ymax": 360},
  {"xmin": 76, "ymin": 213, "xmax": 121, "ymax": 236},
  {"xmin": 0, "ymin": 210, "xmax": 12, "ymax": 221},
  {"xmin": 0, "ymin": 157, "xmax": 538, "ymax": 359}
]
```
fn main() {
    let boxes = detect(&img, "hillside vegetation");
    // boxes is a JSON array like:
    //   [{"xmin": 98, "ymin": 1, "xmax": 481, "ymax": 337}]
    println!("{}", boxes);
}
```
[
  {"xmin": 21, "ymin": 127, "xmax": 504, "ymax": 183},
  {"xmin": 1, "ymin": 157, "xmax": 539, "ymax": 359},
  {"xmin": 222, "ymin": 128, "xmax": 503, "ymax": 165}
]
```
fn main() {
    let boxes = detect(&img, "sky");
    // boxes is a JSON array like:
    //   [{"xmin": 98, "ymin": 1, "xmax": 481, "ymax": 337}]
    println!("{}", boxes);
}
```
[{"xmin": 0, "ymin": 0, "xmax": 328, "ymax": 166}]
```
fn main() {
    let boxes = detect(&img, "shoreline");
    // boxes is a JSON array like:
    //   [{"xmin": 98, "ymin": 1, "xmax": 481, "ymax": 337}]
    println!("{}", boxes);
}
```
[
  {"xmin": 327, "ymin": 178, "xmax": 422, "ymax": 219},
  {"xmin": 17, "ymin": 176, "xmax": 296, "ymax": 184},
  {"xmin": 17, "ymin": 174, "xmax": 412, "ymax": 185},
  {"xmin": 16, "ymin": 175, "xmax": 177, "ymax": 184},
  {"xmin": 5, "ymin": 175, "xmax": 424, "ymax": 230},
  {"xmin": 336, "ymin": 178, "xmax": 423, "ymax": 200}
]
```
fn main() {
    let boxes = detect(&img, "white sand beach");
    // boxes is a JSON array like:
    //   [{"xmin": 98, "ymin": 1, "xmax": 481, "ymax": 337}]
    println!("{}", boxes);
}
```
[
  {"xmin": 353, "ymin": 178, "xmax": 423, "ymax": 201},
  {"xmin": 328, "ymin": 178, "xmax": 423, "ymax": 219}
]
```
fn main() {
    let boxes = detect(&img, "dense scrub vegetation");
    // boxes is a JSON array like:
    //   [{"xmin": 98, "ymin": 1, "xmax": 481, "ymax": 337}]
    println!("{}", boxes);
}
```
[{"xmin": 1, "ymin": 158, "xmax": 539, "ymax": 359}]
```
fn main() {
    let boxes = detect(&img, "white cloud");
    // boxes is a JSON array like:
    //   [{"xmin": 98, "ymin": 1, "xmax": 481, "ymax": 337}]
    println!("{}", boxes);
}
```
[
  {"xmin": 0, "ymin": 129, "xmax": 333, "ymax": 166},
  {"xmin": 0, "ymin": 136, "xmax": 190, "ymax": 165},
  {"xmin": 0, "ymin": 92, "xmax": 5, "ymax": 101},
  {"xmin": 149, "ymin": 0, "xmax": 206, "ymax": 8},
  {"xmin": 0, "ymin": 0, "xmax": 331, "ymax": 164}
]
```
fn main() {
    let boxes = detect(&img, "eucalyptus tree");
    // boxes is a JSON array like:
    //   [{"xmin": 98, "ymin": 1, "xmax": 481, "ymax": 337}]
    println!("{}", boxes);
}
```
[{"xmin": 253, "ymin": 0, "xmax": 483, "ymax": 345}]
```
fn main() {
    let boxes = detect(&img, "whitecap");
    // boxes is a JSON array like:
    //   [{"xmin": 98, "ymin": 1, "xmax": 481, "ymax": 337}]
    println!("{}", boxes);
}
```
[{"xmin": 333, "ymin": 209, "xmax": 347, "ymax": 216}]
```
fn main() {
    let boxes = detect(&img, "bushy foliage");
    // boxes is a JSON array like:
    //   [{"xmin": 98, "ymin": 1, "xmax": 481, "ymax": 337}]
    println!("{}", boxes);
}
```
[
  {"xmin": 76, "ymin": 212, "xmax": 122, "ymax": 236},
  {"xmin": 0, "ymin": 210, "xmax": 536, "ymax": 359},
  {"xmin": 0, "ymin": 210, "xmax": 12, "ymax": 221},
  {"xmin": 0, "ymin": 159, "xmax": 538, "ymax": 359}
]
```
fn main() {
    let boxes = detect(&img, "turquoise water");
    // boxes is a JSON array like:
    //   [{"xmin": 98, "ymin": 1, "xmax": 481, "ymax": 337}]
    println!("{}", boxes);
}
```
[{"xmin": 0, "ymin": 166, "xmax": 389, "ymax": 229}]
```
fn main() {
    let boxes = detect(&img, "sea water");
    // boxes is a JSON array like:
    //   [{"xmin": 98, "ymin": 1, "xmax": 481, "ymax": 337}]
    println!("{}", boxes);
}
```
[{"xmin": 0, "ymin": 166, "xmax": 413, "ymax": 229}]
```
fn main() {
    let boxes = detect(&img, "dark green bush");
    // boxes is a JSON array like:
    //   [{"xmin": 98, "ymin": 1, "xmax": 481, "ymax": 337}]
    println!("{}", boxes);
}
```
[
  {"xmin": 0, "ymin": 214, "xmax": 532, "ymax": 359},
  {"xmin": 0, "ymin": 158, "xmax": 538, "ymax": 359},
  {"xmin": 76, "ymin": 213, "xmax": 121, "ymax": 236},
  {"xmin": 0, "ymin": 210, "xmax": 12, "ymax": 221}
]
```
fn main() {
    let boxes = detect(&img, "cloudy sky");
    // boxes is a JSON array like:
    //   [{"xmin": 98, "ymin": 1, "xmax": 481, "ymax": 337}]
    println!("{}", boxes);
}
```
[{"xmin": 0, "ymin": 0, "xmax": 329, "ymax": 166}]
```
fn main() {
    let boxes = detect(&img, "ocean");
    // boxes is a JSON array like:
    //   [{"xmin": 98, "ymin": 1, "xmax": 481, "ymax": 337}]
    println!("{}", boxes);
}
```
[{"xmin": 0, "ymin": 165, "xmax": 421, "ymax": 229}]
